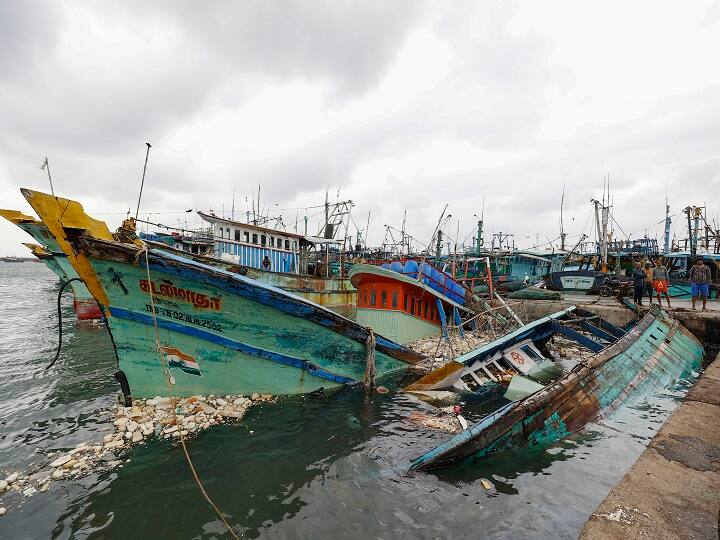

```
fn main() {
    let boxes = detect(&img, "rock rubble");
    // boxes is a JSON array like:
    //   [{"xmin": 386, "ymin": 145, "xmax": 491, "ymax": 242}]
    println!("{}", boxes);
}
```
[{"xmin": 0, "ymin": 392, "xmax": 274, "ymax": 515}]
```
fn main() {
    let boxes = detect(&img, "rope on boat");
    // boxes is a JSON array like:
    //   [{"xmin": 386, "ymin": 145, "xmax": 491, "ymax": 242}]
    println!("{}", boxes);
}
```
[
  {"xmin": 46, "ymin": 278, "xmax": 83, "ymax": 370},
  {"xmin": 364, "ymin": 328, "xmax": 376, "ymax": 390},
  {"xmin": 139, "ymin": 243, "xmax": 242, "ymax": 539}
]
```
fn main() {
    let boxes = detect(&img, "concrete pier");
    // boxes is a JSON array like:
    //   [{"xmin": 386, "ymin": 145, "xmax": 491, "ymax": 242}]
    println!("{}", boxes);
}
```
[{"xmin": 579, "ymin": 353, "xmax": 720, "ymax": 540}]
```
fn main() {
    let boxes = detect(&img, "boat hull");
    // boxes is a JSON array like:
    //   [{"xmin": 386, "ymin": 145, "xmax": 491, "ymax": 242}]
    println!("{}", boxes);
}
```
[
  {"xmin": 410, "ymin": 307, "xmax": 703, "ymax": 470},
  {"xmin": 547, "ymin": 270, "xmax": 605, "ymax": 292},
  {"xmin": 1, "ymin": 210, "xmax": 103, "ymax": 320},
  {"xmin": 84, "ymin": 247, "xmax": 417, "ymax": 398}
]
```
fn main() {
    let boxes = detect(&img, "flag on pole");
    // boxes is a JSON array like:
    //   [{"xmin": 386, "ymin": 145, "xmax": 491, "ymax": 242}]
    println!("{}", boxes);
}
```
[{"xmin": 40, "ymin": 157, "xmax": 48, "ymax": 170}]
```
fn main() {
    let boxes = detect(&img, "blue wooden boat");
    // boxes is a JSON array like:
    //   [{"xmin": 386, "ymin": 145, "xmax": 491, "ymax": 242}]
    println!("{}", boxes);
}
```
[
  {"xmin": 408, "ymin": 305, "xmax": 703, "ymax": 471},
  {"xmin": 21, "ymin": 189, "xmax": 424, "ymax": 400}
]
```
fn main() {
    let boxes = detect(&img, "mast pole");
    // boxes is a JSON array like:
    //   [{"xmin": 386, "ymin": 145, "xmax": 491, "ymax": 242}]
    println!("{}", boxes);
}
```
[{"xmin": 135, "ymin": 143, "xmax": 152, "ymax": 220}]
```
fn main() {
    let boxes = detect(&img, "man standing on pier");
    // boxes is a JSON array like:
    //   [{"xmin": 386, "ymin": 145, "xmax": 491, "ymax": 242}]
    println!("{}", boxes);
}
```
[
  {"xmin": 643, "ymin": 261, "xmax": 655, "ymax": 304},
  {"xmin": 690, "ymin": 258, "xmax": 711, "ymax": 311},
  {"xmin": 632, "ymin": 262, "xmax": 646, "ymax": 306},
  {"xmin": 652, "ymin": 259, "xmax": 671, "ymax": 308}
]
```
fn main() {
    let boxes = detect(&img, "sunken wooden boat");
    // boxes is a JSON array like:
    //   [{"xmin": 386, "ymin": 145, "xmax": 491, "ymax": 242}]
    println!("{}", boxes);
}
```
[
  {"xmin": 21, "ymin": 189, "xmax": 423, "ymax": 400},
  {"xmin": 1, "ymin": 209, "xmax": 103, "ymax": 320},
  {"xmin": 349, "ymin": 262, "xmax": 474, "ymax": 344},
  {"xmin": 408, "ymin": 305, "xmax": 703, "ymax": 471}
]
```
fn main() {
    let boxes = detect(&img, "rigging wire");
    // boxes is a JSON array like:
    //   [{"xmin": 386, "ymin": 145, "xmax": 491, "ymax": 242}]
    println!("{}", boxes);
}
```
[{"xmin": 140, "ymin": 244, "xmax": 241, "ymax": 539}]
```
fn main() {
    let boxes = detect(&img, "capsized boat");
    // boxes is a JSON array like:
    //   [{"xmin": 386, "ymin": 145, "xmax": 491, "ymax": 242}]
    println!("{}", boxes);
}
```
[
  {"xmin": 0, "ymin": 209, "xmax": 103, "ymax": 320},
  {"xmin": 21, "ymin": 189, "xmax": 424, "ymax": 400},
  {"xmin": 349, "ymin": 261, "xmax": 474, "ymax": 344},
  {"xmin": 408, "ymin": 305, "xmax": 703, "ymax": 471}
]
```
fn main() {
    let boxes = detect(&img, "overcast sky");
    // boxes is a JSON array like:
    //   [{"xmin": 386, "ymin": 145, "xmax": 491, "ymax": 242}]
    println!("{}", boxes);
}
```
[{"xmin": 1, "ymin": 1, "xmax": 719, "ymax": 256}]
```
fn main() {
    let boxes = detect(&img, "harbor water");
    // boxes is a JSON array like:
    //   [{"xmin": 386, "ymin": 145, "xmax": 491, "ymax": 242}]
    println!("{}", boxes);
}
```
[{"xmin": 0, "ymin": 262, "xmax": 699, "ymax": 539}]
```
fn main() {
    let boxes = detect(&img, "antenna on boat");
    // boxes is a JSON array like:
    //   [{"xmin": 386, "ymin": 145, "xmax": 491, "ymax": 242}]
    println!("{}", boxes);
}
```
[
  {"xmin": 560, "ymin": 184, "xmax": 566, "ymax": 251},
  {"xmin": 365, "ymin": 210, "xmax": 371, "ymax": 250},
  {"xmin": 134, "ymin": 142, "xmax": 152, "ymax": 220},
  {"xmin": 39, "ymin": 157, "xmax": 55, "ymax": 196}
]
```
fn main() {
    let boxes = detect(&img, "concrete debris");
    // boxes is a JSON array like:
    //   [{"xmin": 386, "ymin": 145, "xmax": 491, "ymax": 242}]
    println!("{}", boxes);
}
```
[
  {"xmin": 0, "ymin": 392, "xmax": 275, "ymax": 508},
  {"xmin": 408, "ymin": 331, "xmax": 494, "ymax": 372},
  {"xmin": 4, "ymin": 473, "xmax": 19, "ymax": 484}
]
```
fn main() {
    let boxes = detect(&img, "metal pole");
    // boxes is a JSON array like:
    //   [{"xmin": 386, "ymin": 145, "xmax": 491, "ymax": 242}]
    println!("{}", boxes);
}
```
[
  {"xmin": 135, "ymin": 143, "xmax": 152, "ymax": 220},
  {"xmin": 42, "ymin": 157, "xmax": 55, "ymax": 196}
]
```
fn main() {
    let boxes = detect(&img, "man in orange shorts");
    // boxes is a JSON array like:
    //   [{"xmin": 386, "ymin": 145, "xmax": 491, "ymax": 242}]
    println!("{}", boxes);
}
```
[{"xmin": 652, "ymin": 259, "xmax": 671, "ymax": 308}]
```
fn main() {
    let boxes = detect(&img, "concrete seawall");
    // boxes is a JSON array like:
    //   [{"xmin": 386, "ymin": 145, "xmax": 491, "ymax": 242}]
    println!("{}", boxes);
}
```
[{"xmin": 579, "ymin": 353, "xmax": 720, "ymax": 539}]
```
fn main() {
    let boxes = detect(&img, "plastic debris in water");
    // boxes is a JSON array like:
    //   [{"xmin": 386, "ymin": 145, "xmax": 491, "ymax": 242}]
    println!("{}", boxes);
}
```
[
  {"xmin": 480, "ymin": 478, "xmax": 494, "ymax": 490},
  {"xmin": 457, "ymin": 415, "xmax": 468, "ymax": 430},
  {"xmin": 376, "ymin": 386, "xmax": 389, "ymax": 394}
]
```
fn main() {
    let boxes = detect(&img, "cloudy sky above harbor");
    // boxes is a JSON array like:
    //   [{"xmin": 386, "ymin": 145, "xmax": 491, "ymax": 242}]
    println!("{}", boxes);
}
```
[{"xmin": 1, "ymin": 1, "xmax": 719, "ymax": 256}]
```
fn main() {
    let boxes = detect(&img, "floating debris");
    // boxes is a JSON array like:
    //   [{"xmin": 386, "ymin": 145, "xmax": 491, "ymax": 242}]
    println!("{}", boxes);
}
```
[{"xmin": 406, "ymin": 411, "xmax": 462, "ymax": 433}]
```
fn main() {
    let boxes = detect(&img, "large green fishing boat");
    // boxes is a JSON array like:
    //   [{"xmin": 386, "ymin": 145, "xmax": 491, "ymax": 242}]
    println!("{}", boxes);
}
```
[{"xmin": 22, "ymin": 189, "xmax": 423, "ymax": 400}]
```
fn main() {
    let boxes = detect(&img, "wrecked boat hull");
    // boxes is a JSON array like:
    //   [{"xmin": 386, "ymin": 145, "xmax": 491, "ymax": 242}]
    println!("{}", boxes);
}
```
[{"xmin": 409, "ymin": 307, "xmax": 703, "ymax": 471}]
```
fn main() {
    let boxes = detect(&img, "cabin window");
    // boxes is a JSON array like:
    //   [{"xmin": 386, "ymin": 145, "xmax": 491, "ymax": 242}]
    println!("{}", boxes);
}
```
[
  {"xmin": 381, "ymin": 290, "xmax": 387, "ymax": 307},
  {"xmin": 292, "ymin": 241, "xmax": 297, "ymax": 251},
  {"xmin": 218, "ymin": 227, "xmax": 223, "ymax": 239},
  {"xmin": 391, "ymin": 290, "xmax": 398, "ymax": 308},
  {"xmin": 244, "ymin": 231, "xmax": 249, "ymax": 242},
  {"xmin": 404, "ymin": 293, "xmax": 409, "ymax": 311},
  {"xmin": 252, "ymin": 233, "xmax": 258, "ymax": 244},
  {"xmin": 261, "ymin": 235, "xmax": 267, "ymax": 246},
  {"xmin": 424, "ymin": 301, "xmax": 429, "ymax": 319},
  {"xmin": 414, "ymin": 299, "xmax": 420, "ymax": 316},
  {"xmin": 370, "ymin": 290, "xmax": 376, "ymax": 306},
  {"xmin": 270, "ymin": 236, "xmax": 275, "ymax": 247},
  {"xmin": 285, "ymin": 239, "xmax": 290, "ymax": 250},
  {"xmin": 235, "ymin": 230, "xmax": 240, "ymax": 241},
  {"xmin": 226, "ymin": 228, "xmax": 230, "ymax": 238},
  {"xmin": 364, "ymin": 289, "xmax": 368, "ymax": 306}
]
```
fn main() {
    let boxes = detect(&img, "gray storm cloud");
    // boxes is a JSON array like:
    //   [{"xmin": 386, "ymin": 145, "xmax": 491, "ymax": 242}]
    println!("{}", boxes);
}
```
[{"xmin": 0, "ymin": 1, "xmax": 718, "ymax": 255}]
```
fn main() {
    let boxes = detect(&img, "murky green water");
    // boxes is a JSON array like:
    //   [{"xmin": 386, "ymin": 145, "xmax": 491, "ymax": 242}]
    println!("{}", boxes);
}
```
[{"xmin": 0, "ymin": 262, "xmax": 699, "ymax": 539}]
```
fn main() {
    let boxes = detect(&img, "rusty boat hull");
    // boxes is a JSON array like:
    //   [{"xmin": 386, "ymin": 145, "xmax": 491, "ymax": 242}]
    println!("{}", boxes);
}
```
[{"xmin": 409, "ymin": 306, "xmax": 703, "ymax": 471}]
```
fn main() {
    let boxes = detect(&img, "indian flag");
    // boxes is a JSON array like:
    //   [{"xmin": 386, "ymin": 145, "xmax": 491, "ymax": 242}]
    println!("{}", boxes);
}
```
[{"xmin": 162, "ymin": 346, "xmax": 201, "ymax": 376}]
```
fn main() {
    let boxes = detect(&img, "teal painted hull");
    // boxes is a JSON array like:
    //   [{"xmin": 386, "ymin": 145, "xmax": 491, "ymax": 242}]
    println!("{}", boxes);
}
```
[
  {"xmin": 19, "ymin": 221, "xmax": 98, "ymax": 306},
  {"xmin": 410, "ymin": 308, "xmax": 703, "ymax": 470},
  {"xmin": 43, "ymin": 256, "xmax": 68, "ymax": 282},
  {"xmin": 82, "ymin": 242, "xmax": 420, "ymax": 398}
]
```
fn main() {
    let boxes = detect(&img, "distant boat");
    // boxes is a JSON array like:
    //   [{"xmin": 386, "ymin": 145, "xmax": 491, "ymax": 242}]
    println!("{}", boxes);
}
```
[
  {"xmin": 349, "ymin": 261, "xmax": 473, "ymax": 344},
  {"xmin": 408, "ymin": 305, "xmax": 703, "ymax": 471},
  {"xmin": 22, "ymin": 189, "xmax": 424, "ymax": 400},
  {"xmin": 0, "ymin": 209, "xmax": 104, "ymax": 320},
  {"xmin": 1, "ymin": 255, "xmax": 24, "ymax": 263}
]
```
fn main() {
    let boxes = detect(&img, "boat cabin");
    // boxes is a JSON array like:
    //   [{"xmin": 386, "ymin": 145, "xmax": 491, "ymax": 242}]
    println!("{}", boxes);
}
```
[{"xmin": 198, "ymin": 211, "xmax": 301, "ymax": 274}]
